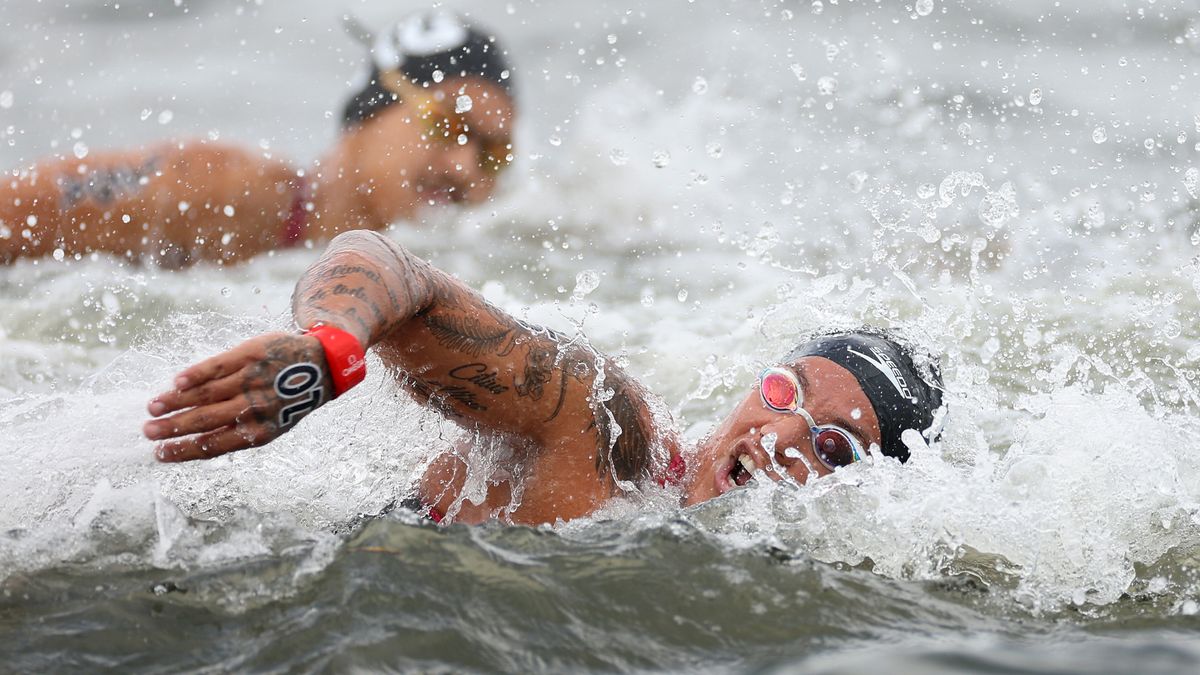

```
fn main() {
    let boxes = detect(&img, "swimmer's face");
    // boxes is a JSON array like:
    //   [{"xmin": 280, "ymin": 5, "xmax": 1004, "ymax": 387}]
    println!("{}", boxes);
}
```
[
  {"xmin": 683, "ymin": 356, "xmax": 883, "ymax": 506},
  {"xmin": 353, "ymin": 76, "xmax": 515, "ymax": 221}
]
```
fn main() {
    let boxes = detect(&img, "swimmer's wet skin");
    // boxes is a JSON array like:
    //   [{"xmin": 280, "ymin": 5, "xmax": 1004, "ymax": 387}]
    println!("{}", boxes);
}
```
[
  {"xmin": 0, "ymin": 11, "xmax": 515, "ymax": 267},
  {"xmin": 143, "ymin": 229, "xmax": 944, "ymax": 526}
]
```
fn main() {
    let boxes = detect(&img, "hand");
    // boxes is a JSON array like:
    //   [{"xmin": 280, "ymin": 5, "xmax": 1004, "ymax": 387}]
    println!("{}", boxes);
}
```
[{"xmin": 144, "ymin": 332, "xmax": 333, "ymax": 462}]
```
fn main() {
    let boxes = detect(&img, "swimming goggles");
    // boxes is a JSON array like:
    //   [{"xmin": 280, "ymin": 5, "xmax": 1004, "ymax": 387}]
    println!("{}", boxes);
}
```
[
  {"xmin": 758, "ymin": 366, "xmax": 865, "ymax": 471},
  {"xmin": 380, "ymin": 70, "xmax": 514, "ymax": 174}
]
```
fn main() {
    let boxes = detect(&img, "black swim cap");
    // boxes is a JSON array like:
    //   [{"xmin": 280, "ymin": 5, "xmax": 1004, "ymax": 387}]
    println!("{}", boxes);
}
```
[
  {"xmin": 341, "ymin": 12, "xmax": 514, "ymax": 130},
  {"xmin": 788, "ymin": 331, "xmax": 944, "ymax": 462}
]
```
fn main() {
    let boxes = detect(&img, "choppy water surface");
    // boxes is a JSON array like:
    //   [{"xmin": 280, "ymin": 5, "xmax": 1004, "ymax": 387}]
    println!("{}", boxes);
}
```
[{"xmin": 4, "ymin": 0, "xmax": 1200, "ymax": 672}]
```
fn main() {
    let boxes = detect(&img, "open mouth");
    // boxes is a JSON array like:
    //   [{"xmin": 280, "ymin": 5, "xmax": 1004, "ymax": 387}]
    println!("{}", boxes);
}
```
[{"xmin": 727, "ymin": 454, "xmax": 757, "ymax": 488}]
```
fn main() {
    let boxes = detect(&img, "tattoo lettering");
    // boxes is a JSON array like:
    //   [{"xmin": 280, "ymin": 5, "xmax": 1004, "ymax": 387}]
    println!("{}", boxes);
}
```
[
  {"xmin": 331, "ymin": 283, "xmax": 369, "ymax": 301},
  {"xmin": 274, "ymin": 362, "xmax": 324, "ymax": 427},
  {"xmin": 449, "ymin": 363, "xmax": 510, "ymax": 395},
  {"xmin": 322, "ymin": 264, "xmax": 383, "ymax": 284},
  {"xmin": 58, "ymin": 156, "xmax": 161, "ymax": 210}
]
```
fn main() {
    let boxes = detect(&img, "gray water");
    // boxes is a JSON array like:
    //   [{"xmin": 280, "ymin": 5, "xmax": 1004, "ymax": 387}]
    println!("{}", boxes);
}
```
[{"xmin": 4, "ymin": 0, "xmax": 1200, "ymax": 672}]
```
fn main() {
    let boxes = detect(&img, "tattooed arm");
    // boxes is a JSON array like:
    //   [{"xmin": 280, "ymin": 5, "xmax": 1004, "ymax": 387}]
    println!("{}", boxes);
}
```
[
  {"xmin": 145, "ymin": 229, "xmax": 676, "ymax": 521},
  {"xmin": 1, "ymin": 142, "xmax": 297, "ymax": 267}
]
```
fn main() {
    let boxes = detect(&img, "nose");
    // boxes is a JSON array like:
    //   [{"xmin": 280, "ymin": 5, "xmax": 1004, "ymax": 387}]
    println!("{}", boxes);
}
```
[
  {"xmin": 757, "ymin": 417, "xmax": 813, "ymax": 470},
  {"xmin": 436, "ymin": 142, "xmax": 490, "ymax": 194}
]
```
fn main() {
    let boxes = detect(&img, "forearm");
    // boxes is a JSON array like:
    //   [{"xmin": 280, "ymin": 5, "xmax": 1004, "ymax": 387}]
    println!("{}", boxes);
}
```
[{"xmin": 291, "ymin": 230, "xmax": 436, "ymax": 347}]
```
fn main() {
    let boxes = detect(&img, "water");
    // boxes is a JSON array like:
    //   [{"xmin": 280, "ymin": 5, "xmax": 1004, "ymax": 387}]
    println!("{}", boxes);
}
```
[{"xmin": 3, "ymin": 0, "xmax": 1200, "ymax": 672}]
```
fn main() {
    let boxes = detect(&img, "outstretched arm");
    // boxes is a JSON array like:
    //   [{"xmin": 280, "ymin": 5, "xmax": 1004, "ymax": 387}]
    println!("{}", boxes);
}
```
[
  {"xmin": 145, "ymin": 231, "xmax": 669, "ymax": 505},
  {"xmin": 2, "ymin": 143, "xmax": 298, "ymax": 266}
]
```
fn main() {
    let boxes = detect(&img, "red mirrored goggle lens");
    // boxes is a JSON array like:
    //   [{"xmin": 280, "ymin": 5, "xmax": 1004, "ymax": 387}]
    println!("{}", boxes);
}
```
[
  {"xmin": 760, "ymin": 370, "xmax": 800, "ymax": 411},
  {"xmin": 813, "ymin": 428, "xmax": 859, "ymax": 469}
]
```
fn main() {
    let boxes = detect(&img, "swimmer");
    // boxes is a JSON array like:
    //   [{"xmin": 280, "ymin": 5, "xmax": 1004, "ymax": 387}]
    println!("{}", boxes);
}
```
[
  {"xmin": 143, "ymin": 230, "xmax": 945, "ymax": 525},
  {"xmin": 0, "ymin": 12, "xmax": 515, "ymax": 268}
]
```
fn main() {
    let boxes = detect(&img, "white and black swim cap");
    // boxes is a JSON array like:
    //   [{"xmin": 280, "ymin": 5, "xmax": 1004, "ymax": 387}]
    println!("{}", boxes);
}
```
[
  {"xmin": 341, "ymin": 11, "xmax": 514, "ymax": 129},
  {"xmin": 787, "ymin": 331, "xmax": 944, "ymax": 462}
]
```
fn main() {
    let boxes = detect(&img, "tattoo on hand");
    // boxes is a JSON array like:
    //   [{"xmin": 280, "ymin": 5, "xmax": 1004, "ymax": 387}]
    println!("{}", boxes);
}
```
[{"xmin": 275, "ymin": 362, "xmax": 324, "ymax": 427}]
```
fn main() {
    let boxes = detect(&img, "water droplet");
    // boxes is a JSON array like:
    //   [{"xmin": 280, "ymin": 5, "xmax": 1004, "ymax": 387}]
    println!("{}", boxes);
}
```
[
  {"xmin": 455, "ymin": 94, "xmax": 473, "ymax": 113},
  {"xmin": 850, "ymin": 407, "xmax": 862, "ymax": 420},
  {"xmin": 548, "ymin": 134, "xmax": 562, "ymax": 147},
  {"xmin": 677, "ymin": 288, "xmax": 689, "ymax": 302},
  {"xmin": 817, "ymin": 76, "xmax": 838, "ymax": 95},
  {"xmin": 609, "ymin": 148, "xmax": 629, "ymax": 166},
  {"xmin": 1092, "ymin": 126, "xmax": 1108, "ymax": 144},
  {"xmin": 705, "ymin": 142, "xmax": 723, "ymax": 158},
  {"xmin": 915, "ymin": 0, "xmax": 934, "ymax": 16},
  {"xmin": 1184, "ymin": 167, "xmax": 1199, "ymax": 199},
  {"xmin": 607, "ymin": 34, "xmax": 618, "ymax": 45},
  {"xmin": 1028, "ymin": 87, "xmax": 1042, "ymax": 105},
  {"xmin": 1163, "ymin": 319, "xmax": 1183, "ymax": 339},
  {"xmin": 811, "ymin": 1, "xmax": 824, "ymax": 15},
  {"xmin": 25, "ymin": 215, "xmax": 36, "ymax": 227},
  {"xmin": 178, "ymin": 201, "xmax": 190, "ymax": 213},
  {"xmin": 1143, "ymin": 137, "xmax": 1156, "ymax": 151},
  {"xmin": 825, "ymin": 44, "xmax": 839, "ymax": 62},
  {"xmin": 652, "ymin": 150, "xmax": 671, "ymax": 168},
  {"xmin": 847, "ymin": 170, "xmax": 868, "ymax": 193},
  {"xmin": 223, "ymin": 205, "xmax": 235, "ymax": 217},
  {"xmin": 72, "ymin": 141, "xmax": 88, "ymax": 159},
  {"xmin": 0, "ymin": 91, "xmax": 12, "ymax": 109},
  {"xmin": 790, "ymin": 64, "xmax": 807, "ymax": 82},
  {"xmin": 158, "ymin": 110, "xmax": 174, "ymax": 125},
  {"xmin": 957, "ymin": 122, "xmax": 972, "ymax": 139},
  {"xmin": 457, "ymin": 133, "xmax": 469, "ymax": 146},
  {"xmin": 432, "ymin": 70, "xmax": 444, "ymax": 83},
  {"xmin": 692, "ymin": 76, "xmax": 708, "ymax": 94},
  {"xmin": 917, "ymin": 182, "xmax": 936, "ymax": 199},
  {"xmin": 572, "ymin": 270, "xmax": 600, "ymax": 299},
  {"xmin": 761, "ymin": 432, "xmax": 777, "ymax": 454},
  {"xmin": 220, "ymin": 287, "xmax": 231, "ymax": 297},
  {"xmin": 140, "ymin": 108, "xmax": 152, "ymax": 121},
  {"xmin": 52, "ymin": 248, "xmax": 64, "ymax": 262}
]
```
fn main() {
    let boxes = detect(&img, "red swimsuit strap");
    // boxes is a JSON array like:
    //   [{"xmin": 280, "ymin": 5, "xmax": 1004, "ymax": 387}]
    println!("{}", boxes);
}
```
[
  {"xmin": 279, "ymin": 174, "xmax": 309, "ymax": 247},
  {"xmin": 656, "ymin": 453, "xmax": 687, "ymax": 487}
]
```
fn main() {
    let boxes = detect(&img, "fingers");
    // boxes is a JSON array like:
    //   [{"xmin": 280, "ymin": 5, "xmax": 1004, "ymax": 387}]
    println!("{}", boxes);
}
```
[
  {"xmin": 154, "ymin": 423, "xmax": 277, "ymax": 463},
  {"xmin": 170, "ymin": 335, "xmax": 276, "ymax": 391},
  {"xmin": 147, "ymin": 372, "xmax": 243, "ymax": 417},
  {"xmin": 143, "ymin": 397, "xmax": 257, "ymax": 441}
]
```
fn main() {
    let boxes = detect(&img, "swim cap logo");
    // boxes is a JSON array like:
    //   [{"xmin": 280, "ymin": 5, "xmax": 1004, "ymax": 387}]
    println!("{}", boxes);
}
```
[
  {"xmin": 846, "ymin": 346, "xmax": 914, "ymax": 402},
  {"xmin": 395, "ymin": 12, "xmax": 469, "ymax": 57}
]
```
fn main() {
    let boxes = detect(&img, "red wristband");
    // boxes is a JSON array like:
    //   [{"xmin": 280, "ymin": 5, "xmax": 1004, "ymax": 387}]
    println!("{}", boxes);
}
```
[{"xmin": 305, "ymin": 322, "xmax": 366, "ymax": 397}]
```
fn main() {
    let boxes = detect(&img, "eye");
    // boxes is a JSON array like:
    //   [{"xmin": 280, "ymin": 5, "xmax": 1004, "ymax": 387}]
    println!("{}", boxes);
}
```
[{"xmin": 812, "ymin": 428, "xmax": 860, "ymax": 469}]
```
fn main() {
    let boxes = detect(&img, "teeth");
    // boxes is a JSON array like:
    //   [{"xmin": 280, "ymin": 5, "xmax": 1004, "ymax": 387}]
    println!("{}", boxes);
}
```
[{"xmin": 738, "ymin": 454, "xmax": 756, "ymax": 474}]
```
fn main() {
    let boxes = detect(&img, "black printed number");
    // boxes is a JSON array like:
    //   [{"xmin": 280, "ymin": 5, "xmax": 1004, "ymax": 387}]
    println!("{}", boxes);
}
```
[{"xmin": 275, "ymin": 362, "xmax": 324, "ymax": 427}]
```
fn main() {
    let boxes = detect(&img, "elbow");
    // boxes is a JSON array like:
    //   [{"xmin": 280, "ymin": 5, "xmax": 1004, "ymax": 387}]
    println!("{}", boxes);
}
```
[{"xmin": 327, "ymin": 229, "xmax": 384, "ymax": 250}]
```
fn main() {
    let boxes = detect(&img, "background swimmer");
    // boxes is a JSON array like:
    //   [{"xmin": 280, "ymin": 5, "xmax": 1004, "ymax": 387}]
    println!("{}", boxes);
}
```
[{"xmin": 0, "ymin": 12, "xmax": 515, "ymax": 268}]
